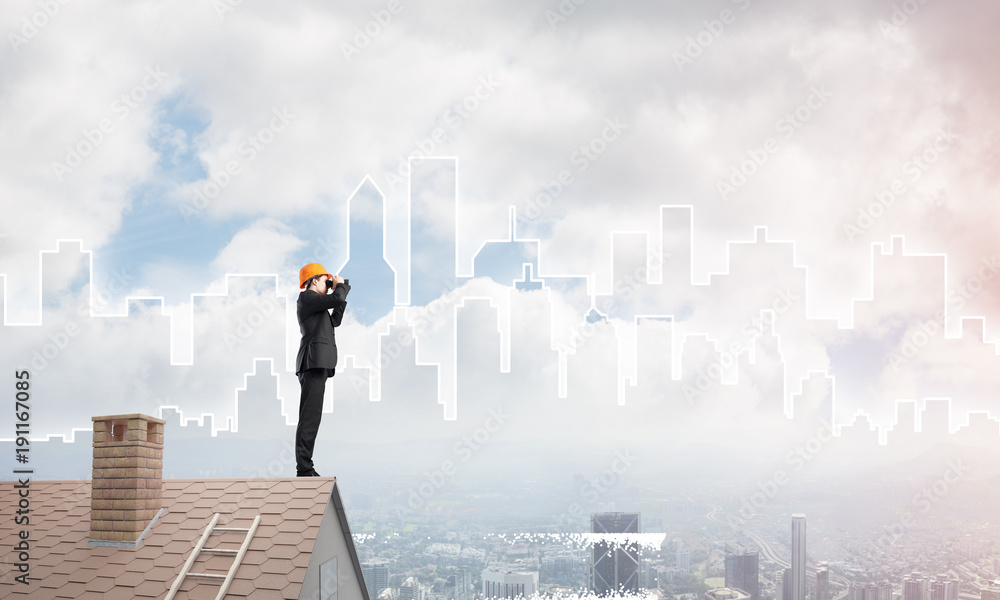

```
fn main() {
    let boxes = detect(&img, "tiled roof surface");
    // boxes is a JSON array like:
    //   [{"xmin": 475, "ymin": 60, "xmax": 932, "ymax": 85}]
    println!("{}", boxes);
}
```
[{"xmin": 1, "ymin": 478, "xmax": 335, "ymax": 599}]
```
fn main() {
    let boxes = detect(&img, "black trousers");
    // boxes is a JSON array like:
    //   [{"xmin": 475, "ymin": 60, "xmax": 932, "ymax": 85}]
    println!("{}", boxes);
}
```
[{"xmin": 296, "ymin": 368, "xmax": 332, "ymax": 473}]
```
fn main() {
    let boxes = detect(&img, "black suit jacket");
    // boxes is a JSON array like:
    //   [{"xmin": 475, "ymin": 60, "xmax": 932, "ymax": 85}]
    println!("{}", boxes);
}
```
[{"xmin": 295, "ymin": 282, "xmax": 350, "ymax": 376}]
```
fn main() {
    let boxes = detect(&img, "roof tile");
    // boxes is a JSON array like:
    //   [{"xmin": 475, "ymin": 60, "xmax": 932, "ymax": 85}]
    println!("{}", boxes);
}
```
[
  {"xmin": 115, "ymin": 571, "xmax": 146, "ymax": 587},
  {"xmin": 226, "ymin": 578, "xmax": 256, "ymax": 596},
  {"xmin": 103, "ymin": 585, "xmax": 137, "ymax": 600},
  {"xmin": 132, "ymin": 579, "xmax": 167, "ymax": 598},
  {"xmin": 226, "ymin": 482, "xmax": 251, "ymax": 494},
  {"xmin": 67, "ymin": 567, "xmax": 101, "ymax": 584},
  {"xmin": 282, "ymin": 581, "xmax": 304, "ymax": 599},
  {"xmin": 53, "ymin": 581, "xmax": 86, "ymax": 598},
  {"xmin": 254, "ymin": 572, "xmax": 289, "ymax": 590},
  {"xmin": 270, "ymin": 532, "xmax": 305, "ymax": 546},
  {"xmin": 84, "ymin": 576, "xmax": 116, "ymax": 593},
  {"xmin": 265, "ymin": 544, "xmax": 298, "ymax": 560},
  {"xmin": 260, "ymin": 557, "xmax": 295, "ymax": 575}
]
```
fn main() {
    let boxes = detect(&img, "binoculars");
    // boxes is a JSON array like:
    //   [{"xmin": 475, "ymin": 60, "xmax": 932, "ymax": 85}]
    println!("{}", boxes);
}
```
[{"xmin": 326, "ymin": 278, "xmax": 348, "ymax": 291}]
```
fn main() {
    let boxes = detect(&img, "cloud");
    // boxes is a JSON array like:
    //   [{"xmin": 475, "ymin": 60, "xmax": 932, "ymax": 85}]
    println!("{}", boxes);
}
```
[
  {"xmin": 1, "ymin": 0, "xmax": 999, "ymax": 460},
  {"xmin": 210, "ymin": 218, "xmax": 305, "ymax": 281}
]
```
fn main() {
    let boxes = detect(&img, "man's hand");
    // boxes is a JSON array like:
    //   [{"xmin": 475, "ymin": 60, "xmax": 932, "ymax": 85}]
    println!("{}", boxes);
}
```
[{"xmin": 332, "ymin": 275, "xmax": 345, "ymax": 286}]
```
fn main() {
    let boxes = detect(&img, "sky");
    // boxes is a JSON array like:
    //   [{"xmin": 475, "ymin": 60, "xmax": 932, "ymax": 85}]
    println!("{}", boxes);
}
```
[{"xmin": 1, "ymin": 0, "xmax": 1000, "ymax": 472}]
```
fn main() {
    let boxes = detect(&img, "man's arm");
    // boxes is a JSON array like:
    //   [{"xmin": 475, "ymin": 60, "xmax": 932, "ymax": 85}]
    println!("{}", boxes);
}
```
[
  {"xmin": 299, "ymin": 283, "xmax": 349, "ymax": 318},
  {"xmin": 330, "ymin": 282, "xmax": 349, "ymax": 327}
]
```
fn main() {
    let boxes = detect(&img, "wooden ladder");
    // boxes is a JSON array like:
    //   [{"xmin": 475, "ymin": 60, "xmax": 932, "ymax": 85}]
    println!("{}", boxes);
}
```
[{"xmin": 164, "ymin": 512, "xmax": 261, "ymax": 600}]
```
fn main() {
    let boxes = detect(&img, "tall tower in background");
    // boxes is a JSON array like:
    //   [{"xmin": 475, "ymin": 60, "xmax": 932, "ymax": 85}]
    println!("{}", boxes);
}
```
[
  {"xmin": 362, "ymin": 559, "xmax": 390, "ymax": 599},
  {"xmin": 676, "ymin": 549, "xmax": 690, "ymax": 573},
  {"xmin": 791, "ymin": 514, "xmax": 807, "ymax": 600},
  {"xmin": 591, "ymin": 512, "xmax": 641, "ymax": 596},
  {"xmin": 816, "ymin": 562, "xmax": 830, "ymax": 600},
  {"xmin": 929, "ymin": 574, "xmax": 960, "ymax": 600},
  {"xmin": 903, "ymin": 573, "xmax": 928, "ymax": 600},
  {"xmin": 725, "ymin": 542, "xmax": 759, "ymax": 600}
]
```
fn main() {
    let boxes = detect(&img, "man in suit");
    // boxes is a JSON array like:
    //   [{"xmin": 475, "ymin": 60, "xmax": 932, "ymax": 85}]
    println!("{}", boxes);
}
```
[{"xmin": 295, "ymin": 262, "xmax": 350, "ymax": 477}]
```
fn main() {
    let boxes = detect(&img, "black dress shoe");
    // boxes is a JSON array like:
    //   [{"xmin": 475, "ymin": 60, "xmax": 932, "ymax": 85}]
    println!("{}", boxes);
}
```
[{"xmin": 297, "ymin": 469, "xmax": 321, "ymax": 477}]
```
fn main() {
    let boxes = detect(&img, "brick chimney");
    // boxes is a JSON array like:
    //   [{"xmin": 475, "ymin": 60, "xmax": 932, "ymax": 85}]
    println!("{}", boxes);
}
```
[{"xmin": 90, "ymin": 413, "xmax": 165, "ymax": 544}]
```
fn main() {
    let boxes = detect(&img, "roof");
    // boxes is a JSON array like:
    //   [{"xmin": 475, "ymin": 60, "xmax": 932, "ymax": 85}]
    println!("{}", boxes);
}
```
[{"xmin": 0, "ymin": 477, "xmax": 369, "ymax": 600}]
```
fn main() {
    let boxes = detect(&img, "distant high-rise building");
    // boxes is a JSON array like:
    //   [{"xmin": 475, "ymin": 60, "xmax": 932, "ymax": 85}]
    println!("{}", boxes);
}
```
[
  {"xmin": 982, "ymin": 586, "xmax": 1000, "ymax": 600},
  {"xmin": 481, "ymin": 569, "xmax": 538, "ymax": 599},
  {"xmin": 815, "ymin": 562, "xmax": 829, "ymax": 600},
  {"xmin": 929, "ymin": 575, "xmax": 959, "ymax": 600},
  {"xmin": 642, "ymin": 559, "xmax": 659, "ymax": 590},
  {"xmin": 591, "ymin": 512, "xmax": 641, "ymax": 596},
  {"xmin": 874, "ymin": 581, "xmax": 894, "ymax": 600},
  {"xmin": 446, "ymin": 568, "xmax": 472, "ymax": 600},
  {"xmin": 677, "ymin": 550, "xmax": 690, "ymax": 573},
  {"xmin": 363, "ymin": 560, "xmax": 391, "ymax": 600},
  {"xmin": 781, "ymin": 568, "xmax": 792, "ymax": 600},
  {"xmin": 960, "ymin": 534, "xmax": 980, "ymax": 559},
  {"xmin": 791, "ymin": 514, "xmax": 807, "ymax": 600},
  {"xmin": 400, "ymin": 577, "xmax": 422, "ymax": 600},
  {"xmin": 724, "ymin": 542, "xmax": 759, "ymax": 600},
  {"xmin": 903, "ymin": 572, "xmax": 928, "ymax": 600},
  {"xmin": 852, "ymin": 580, "xmax": 893, "ymax": 600},
  {"xmin": 364, "ymin": 560, "xmax": 391, "ymax": 599}
]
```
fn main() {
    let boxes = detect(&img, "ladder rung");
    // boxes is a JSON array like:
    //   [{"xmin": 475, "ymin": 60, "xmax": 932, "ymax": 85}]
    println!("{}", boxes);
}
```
[{"xmin": 164, "ymin": 513, "xmax": 261, "ymax": 600}]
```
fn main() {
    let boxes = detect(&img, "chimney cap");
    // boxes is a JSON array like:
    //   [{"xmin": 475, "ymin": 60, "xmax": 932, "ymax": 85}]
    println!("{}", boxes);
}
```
[{"xmin": 92, "ymin": 413, "xmax": 165, "ymax": 424}]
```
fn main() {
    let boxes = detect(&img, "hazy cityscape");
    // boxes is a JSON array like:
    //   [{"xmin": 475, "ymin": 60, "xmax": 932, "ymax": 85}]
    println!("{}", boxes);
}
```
[{"xmin": 346, "ymin": 501, "xmax": 1000, "ymax": 600}]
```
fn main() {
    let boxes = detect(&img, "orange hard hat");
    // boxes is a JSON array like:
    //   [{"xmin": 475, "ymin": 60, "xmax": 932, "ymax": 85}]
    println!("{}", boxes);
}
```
[{"xmin": 298, "ymin": 263, "xmax": 332, "ymax": 288}]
